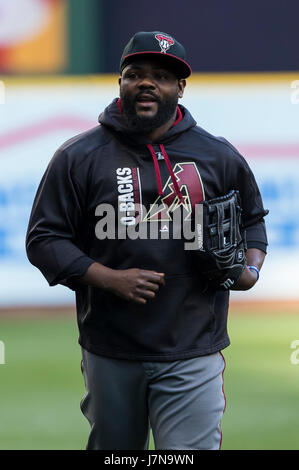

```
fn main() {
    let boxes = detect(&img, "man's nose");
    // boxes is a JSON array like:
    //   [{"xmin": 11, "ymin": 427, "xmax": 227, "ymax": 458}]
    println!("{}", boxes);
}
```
[{"xmin": 138, "ymin": 76, "xmax": 156, "ymax": 89}]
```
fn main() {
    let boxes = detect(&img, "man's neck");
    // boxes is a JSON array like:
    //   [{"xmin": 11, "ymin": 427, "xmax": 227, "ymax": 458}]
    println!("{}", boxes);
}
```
[{"xmin": 144, "ymin": 110, "xmax": 177, "ymax": 143}]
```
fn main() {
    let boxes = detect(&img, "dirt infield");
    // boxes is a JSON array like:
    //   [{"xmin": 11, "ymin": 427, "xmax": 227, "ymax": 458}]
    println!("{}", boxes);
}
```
[
  {"xmin": 229, "ymin": 299, "xmax": 299, "ymax": 314},
  {"xmin": 0, "ymin": 305, "xmax": 76, "ymax": 318},
  {"xmin": 0, "ymin": 300, "xmax": 298, "ymax": 318}
]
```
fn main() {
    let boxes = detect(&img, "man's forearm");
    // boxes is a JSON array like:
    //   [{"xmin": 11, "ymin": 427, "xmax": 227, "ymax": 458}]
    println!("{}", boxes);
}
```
[
  {"xmin": 232, "ymin": 248, "xmax": 266, "ymax": 290},
  {"xmin": 245, "ymin": 247, "xmax": 266, "ymax": 271},
  {"xmin": 77, "ymin": 262, "xmax": 117, "ymax": 290}
]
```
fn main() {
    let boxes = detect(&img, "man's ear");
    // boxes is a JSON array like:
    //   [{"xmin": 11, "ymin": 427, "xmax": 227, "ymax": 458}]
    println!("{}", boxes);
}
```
[
  {"xmin": 118, "ymin": 76, "xmax": 122, "ymax": 86},
  {"xmin": 178, "ymin": 79, "xmax": 186, "ymax": 99}
]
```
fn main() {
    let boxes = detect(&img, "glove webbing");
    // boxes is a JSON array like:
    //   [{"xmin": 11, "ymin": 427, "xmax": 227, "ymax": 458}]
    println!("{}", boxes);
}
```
[{"xmin": 207, "ymin": 198, "xmax": 240, "ymax": 269}]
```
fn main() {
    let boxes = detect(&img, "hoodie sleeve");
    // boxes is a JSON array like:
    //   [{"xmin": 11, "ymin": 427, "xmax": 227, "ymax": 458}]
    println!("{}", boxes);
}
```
[
  {"xmin": 245, "ymin": 220, "xmax": 268, "ymax": 253},
  {"xmin": 229, "ymin": 151, "xmax": 269, "ymax": 253},
  {"xmin": 26, "ymin": 148, "xmax": 95, "ymax": 291}
]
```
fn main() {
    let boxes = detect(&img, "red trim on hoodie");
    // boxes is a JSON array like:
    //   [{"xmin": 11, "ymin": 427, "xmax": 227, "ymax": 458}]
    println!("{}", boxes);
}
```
[
  {"xmin": 173, "ymin": 106, "xmax": 183, "ymax": 127},
  {"xmin": 116, "ymin": 98, "xmax": 123, "ymax": 114}
]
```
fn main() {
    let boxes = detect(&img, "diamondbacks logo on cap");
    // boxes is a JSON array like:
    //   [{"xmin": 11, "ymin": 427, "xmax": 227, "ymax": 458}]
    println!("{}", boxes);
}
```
[{"xmin": 155, "ymin": 34, "xmax": 174, "ymax": 53}]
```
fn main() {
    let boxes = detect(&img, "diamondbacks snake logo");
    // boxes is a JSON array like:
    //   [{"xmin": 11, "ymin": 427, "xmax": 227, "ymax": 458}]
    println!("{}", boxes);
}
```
[
  {"xmin": 155, "ymin": 34, "xmax": 174, "ymax": 53},
  {"xmin": 115, "ymin": 163, "xmax": 204, "ymax": 225},
  {"xmin": 144, "ymin": 162, "xmax": 205, "ymax": 222}
]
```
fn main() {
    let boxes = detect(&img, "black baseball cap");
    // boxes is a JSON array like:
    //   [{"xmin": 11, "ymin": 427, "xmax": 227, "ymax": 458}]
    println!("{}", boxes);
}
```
[{"xmin": 120, "ymin": 31, "xmax": 192, "ymax": 79}]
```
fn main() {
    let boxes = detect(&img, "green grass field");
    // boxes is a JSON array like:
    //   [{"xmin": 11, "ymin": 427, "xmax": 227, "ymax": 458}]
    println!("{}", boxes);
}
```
[{"xmin": 0, "ymin": 307, "xmax": 299, "ymax": 450}]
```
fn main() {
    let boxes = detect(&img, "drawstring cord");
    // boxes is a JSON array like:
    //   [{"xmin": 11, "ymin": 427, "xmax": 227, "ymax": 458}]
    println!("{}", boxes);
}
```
[
  {"xmin": 147, "ymin": 143, "xmax": 184, "ymax": 204},
  {"xmin": 146, "ymin": 144, "xmax": 163, "ymax": 196},
  {"xmin": 159, "ymin": 144, "xmax": 184, "ymax": 203}
]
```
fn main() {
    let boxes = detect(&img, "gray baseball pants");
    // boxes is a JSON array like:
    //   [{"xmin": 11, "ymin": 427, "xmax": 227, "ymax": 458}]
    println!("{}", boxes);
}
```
[{"xmin": 80, "ymin": 348, "xmax": 226, "ymax": 450}]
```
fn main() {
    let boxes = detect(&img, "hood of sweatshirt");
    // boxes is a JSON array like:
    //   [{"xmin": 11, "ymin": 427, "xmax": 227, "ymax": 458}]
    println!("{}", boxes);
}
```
[{"xmin": 98, "ymin": 98, "xmax": 197, "ymax": 203}]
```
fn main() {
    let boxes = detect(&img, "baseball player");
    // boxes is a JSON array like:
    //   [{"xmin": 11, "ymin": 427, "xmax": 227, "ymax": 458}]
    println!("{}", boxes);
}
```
[{"xmin": 26, "ymin": 31, "xmax": 268, "ymax": 450}]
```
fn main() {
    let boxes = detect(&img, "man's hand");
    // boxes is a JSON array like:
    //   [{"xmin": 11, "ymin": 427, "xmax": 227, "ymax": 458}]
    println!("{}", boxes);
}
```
[
  {"xmin": 108, "ymin": 268, "xmax": 165, "ymax": 304},
  {"xmin": 77, "ymin": 262, "xmax": 165, "ymax": 304}
]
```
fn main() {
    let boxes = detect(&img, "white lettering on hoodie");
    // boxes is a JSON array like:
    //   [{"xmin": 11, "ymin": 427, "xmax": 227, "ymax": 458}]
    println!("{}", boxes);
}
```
[{"xmin": 116, "ymin": 167, "xmax": 135, "ymax": 225}]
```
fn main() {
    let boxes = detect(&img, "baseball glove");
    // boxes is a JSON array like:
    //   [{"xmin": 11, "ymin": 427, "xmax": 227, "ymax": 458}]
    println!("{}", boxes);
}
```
[{"xmin": 195, "ymin": 190, "xmax": 247, "ymax": 290}]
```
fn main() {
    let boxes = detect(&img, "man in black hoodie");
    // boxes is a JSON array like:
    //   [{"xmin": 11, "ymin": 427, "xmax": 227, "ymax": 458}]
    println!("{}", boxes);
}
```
[{"xmin": 26, "ymin": 31, "xmax": 268, "ymax": 450}]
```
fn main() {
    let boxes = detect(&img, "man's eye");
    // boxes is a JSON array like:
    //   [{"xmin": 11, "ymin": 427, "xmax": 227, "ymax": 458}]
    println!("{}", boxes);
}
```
[
  {"xmin": 155, "ymin": 73, "xmax": 169, "ymax": 80},
  {"xmin": 126, "ymin": 72, "xmax": 138, "ymax": 79}
]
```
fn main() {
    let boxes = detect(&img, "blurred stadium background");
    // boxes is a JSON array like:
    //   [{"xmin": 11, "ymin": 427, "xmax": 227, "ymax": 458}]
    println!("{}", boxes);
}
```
[{"xmin": 0, "ymin": 0, "xmax": 299, "ymax": 450}]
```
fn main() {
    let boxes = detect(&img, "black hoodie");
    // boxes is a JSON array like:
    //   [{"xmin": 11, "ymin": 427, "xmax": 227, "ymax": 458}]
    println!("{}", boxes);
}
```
[{"xmin": 26, "ymin": 99, "xmax": 268, "ymax": 361}]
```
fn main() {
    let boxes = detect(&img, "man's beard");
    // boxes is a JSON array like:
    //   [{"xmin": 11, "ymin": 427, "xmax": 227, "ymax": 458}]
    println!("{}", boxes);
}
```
[{"xmin": 120, "ymin": 90, "xmax": 178, "ymax": 134}]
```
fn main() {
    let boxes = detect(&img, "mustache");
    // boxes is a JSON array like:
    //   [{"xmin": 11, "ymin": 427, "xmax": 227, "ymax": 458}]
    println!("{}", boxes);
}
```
[{"xmin": 134, "ymin": 91, "xmax": 161, "ymax": 103}]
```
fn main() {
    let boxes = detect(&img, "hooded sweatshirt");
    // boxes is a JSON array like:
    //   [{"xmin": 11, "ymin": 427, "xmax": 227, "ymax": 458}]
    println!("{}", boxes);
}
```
[{"xmin": 26, "ymin": 99, "xmax": 268, "ymax": 361}]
